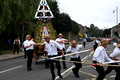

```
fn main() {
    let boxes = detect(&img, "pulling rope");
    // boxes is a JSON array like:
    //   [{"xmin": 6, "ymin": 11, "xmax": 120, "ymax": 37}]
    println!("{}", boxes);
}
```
[
  {"xmin": 48, "ymin": 51, "xmax": 95, "ymax": 65},
  {"xmin": 51, "ymin": 58, "xmax": 120, "ymax": 67},
  {"xmin": 37, "ymin": 49, "xmax": 120, "ymax": 67},
  {"xmin": 47, "ymin": 50, "xmax": 120, "ymax": 67},
  {"xmin": 50, "ymin": 58, "xmax": 92, "ymax": 64},
  {"xmin": 92, "ymin": 63, "xmax": 120, "ymax": 67},
  {"xmin": 46, "ymin": 49, "xmax": 94, "ymax": 60},
  {"xmin": 103, "ymin": 61, "xmax": 120, "ymax": 64}
]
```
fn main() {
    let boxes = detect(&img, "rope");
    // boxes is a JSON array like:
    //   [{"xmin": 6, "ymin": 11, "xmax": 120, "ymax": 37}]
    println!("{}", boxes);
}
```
[
  {"xmin": 106, "ymin": 51, "xmax": 113, "ymax": 53},
  {"xmin": 49, "ymin": 51, "xmax": 95, "ymax": 65},
  {"xmin": 36, "ymin": 49, "xmax": 120, "ymax": 67},
  {"xmin": 92, "ymin": 63, "xmax": 120, "ymax": 67},
  {"xmin": 51, "ymin": 58, "xmax": 92, "ymax": 64},
  {"xmin": 45, "ymin": 49, "xmax": 93, "ymax": 60},
  {"xmin": 51, "ymin": 58, "xmax": 120, "ymax": 67}
]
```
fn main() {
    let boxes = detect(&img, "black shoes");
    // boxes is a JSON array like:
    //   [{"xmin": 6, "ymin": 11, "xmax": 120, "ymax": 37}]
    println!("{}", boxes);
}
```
[
  {"xmin": 52, "ymin": 77, "xmax": 55, "ymax": 80},
  {"xmin": 75, "ymin": 75, "xmax": 80, "ymax": 78},
  {"xmin": 59, "ymin": 75, "xmax": 63, "ymax": 79},
  {"xmin": 72, "ymin": 69, "xmax": 80, "ymax": 78},
  {"xmin": 46, "ymin": 66, "xmax": 49, "ymax": 69},
  {"xmin": 63, "ymin": 66, "xmax": 67, "ymax": 69},
  {"xmin": 27, "ymin": 68, "xmax": 32, "ymax": 71},
  {"xmin": 52, "ymin": 75, "xmax": 63, "ymax": 80}
]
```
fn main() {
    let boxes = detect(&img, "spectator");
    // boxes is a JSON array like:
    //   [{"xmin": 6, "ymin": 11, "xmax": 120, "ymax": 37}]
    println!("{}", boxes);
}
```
[
  {"xmin": 13, "ymin": 37, "xmax": 21, "ymax": 54},
  {"xmin": 8, "ymin": 38, "xmax": 12, "ymax": 50}
]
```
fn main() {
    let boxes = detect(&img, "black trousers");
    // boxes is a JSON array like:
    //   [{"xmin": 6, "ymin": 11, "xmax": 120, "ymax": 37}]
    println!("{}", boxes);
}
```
[
  {"xmin": 93, "ymin": 45, "xmax": 98, "ymax": 50},
  {"xmin": 13, "ymin": 45, "xmax": 19, "ymax": 54},
  {"xmin": 24, "ymin": 48, "xmax": 27, "ymax": 58},
  {"xmin": 71, "ymin": 57, "xmax": 82, "ymax": 75},
  {"xmin": 58, "ymin": 48, "xmax": 67, "ymax": 68},
  {"xmin": 93, "ymin": 61, "xmax": 105, "ymax": 80},
  {"xmin": 95, "ymin": 66, "xmax": 106, "ymax": 80},
  {"xmin": 26, "ymin": 50, "xmax": 33, "ymax": 69},
  {"xmin": 83, "ymin": 42, "xmax": 86, "ymax": 48},
  {"xmin": 45, "ymin": 58, "xmax": 49, "ymax": 68},
  {"xmin": 48, "ymin": 55, "xmax": 61, "ymax": 78},
  {"xmin": 105, "ymin": 63, "xmax": 120, "ymax": 80}
]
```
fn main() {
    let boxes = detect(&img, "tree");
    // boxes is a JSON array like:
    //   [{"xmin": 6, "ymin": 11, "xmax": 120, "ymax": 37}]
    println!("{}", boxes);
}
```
[
  {"xmin": 56, "ymin": 13, "xmax": 72, "ymax": 33},
  {"xmin": 103, "ymin": 29, "xmax": 111, "ymax": 37},
  {"xmin": 86, "ymin": 24, "xmax": 103, "ymax": 37},
  {"xmin": 0, "ymin": 0, "xmax": 81, "ymax": 49}
]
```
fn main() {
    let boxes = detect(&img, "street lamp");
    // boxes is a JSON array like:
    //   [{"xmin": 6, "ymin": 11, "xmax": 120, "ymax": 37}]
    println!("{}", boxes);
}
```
[{"xmin": 113, "ymin": 6, "xmax": 118, "ymax": 25}]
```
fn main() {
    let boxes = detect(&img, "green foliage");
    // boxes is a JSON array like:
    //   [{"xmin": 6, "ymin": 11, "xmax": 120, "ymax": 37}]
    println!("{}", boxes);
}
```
[
  {"xmin": 103, "ymin": 29, "xmax": 111, "ymax": 37},
  {"xmin": 56, "ymin": 13, "xmax": 72, "ymax": 33},
  {"xmin": 71, "ymin": 20, "xmax": 80, "ymax": 34},
  {"xmin": 86, "ymin": 24, "xmax": 103, "ymax": 37},
  {"xmin": 47, "ymin": 0, "xmax": 79, "ymax": 34},
  {"xmin": 0, "ymin": 0, "xmax": 80, "ymax": 49},
  {"xmin": 0, "ymin": 0, "xmax": 39, "ymax": 39}
]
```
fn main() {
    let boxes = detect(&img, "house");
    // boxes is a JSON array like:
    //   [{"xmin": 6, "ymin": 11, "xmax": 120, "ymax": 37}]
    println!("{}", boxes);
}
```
[{"xmin": 111, "ymin": 23, "xmax": 120, "ymax": 38}]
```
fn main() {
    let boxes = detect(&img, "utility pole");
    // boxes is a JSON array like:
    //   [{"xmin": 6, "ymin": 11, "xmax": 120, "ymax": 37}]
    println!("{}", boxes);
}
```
[
  {"xmin": 22, "ymin": 23, "xmax": 24, "ymax": 44},
  {"xmin": 116, "ymin": 6, "xmax": 118, "ymax": 25},
  {"xmin": 111, "ymin": 6, "xmax": 119, "ymax": 38}
]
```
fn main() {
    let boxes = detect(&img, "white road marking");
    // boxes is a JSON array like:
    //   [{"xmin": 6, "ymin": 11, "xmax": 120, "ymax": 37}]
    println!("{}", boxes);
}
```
[
  {"xmin": 55, "ymin": 51, "xmax": 91, "ymax": 80},
  {"xmin": 0, "ymin": 65, "xmax": 23, "ymax": 74},
  {"xmin": 79, "ymin": 70, "xmax": 97, "ymax": 77}
]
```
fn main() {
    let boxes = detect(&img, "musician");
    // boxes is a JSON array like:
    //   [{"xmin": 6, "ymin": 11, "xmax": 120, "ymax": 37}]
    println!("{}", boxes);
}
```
[
  {"xmin": 93, "ymin": 39, "xmax": 113, "ymax": 80},
  {"xmin": 44, "ymin": 35, "xmax": 64, "ymax": 80},
  {"xmin": 66, "ymin": 40, "xmax": 82, "ymax": 78},
  {"xmin": 56, "ymin": 33, "xmax": 68, "ymax": 69}
]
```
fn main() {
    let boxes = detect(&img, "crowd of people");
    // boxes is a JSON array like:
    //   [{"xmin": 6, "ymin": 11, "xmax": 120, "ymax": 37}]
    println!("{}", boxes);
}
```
[{"xmin": 9, "ymin": 34, "xmax": 120, "ymax": 80}]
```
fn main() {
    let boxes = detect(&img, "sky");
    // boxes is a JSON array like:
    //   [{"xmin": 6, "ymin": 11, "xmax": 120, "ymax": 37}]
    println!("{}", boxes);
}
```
[{"xmin": 56, "ymin": 0, "xmax": 120, "ymax": 29}]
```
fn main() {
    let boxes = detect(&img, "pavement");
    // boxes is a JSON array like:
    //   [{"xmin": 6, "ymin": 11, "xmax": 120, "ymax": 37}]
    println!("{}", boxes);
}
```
[
  {"xmin": 0, "ymin": 42, "xmax": 84, "ymax": 61},
  {"xmin": 0, "ymin": 51, "xmax": 24, "ymax": 61}
]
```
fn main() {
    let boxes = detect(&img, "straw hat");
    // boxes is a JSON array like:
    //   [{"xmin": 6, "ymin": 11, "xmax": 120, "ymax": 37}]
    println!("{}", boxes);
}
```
[
  {"xmin": 44, "ymin": 35, "xmax": 50, "ymax": 39},
  {"xmin": 117, "ymin": 44, "xmax": 120, "ymax": 48},
  {"xmin": 117, "ymin": 38, "xmax": 120, "ymax": 44},
  {"xmin": 26, "ymin": 35, "xmax": 31, "ymax": 39},
  {"xmin": 101, "ymin": 39, "xmax": 108, "ymax": 45},
  {"xmin": 71, "ymin": 40, "xmax": 77, "ymax": 46},
  {"xmin": 58, "ymin": 33, "xmax": 63, "ymax": 37}
]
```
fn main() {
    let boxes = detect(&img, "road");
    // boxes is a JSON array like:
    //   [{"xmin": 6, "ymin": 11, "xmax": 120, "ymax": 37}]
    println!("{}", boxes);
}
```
[{"xmin": 0, "ymin": 42, "xmax": 117, "ymax": 80}]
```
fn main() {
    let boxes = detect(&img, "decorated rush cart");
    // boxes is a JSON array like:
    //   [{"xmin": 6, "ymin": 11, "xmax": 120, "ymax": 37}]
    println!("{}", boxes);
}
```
[{"xmin": 34, "ymin": 0, "xmax": 56, "ymax": 63}]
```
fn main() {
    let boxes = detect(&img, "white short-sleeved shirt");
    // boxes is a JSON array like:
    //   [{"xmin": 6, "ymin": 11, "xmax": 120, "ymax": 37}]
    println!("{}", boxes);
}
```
[
  {"xmin": 44, "ymin": 40, "xmax": 63, "ymax": 56},
  {"xmin": 93, "ymin": 46, "xmax": 113, "ymax": 63},
  {"xmin": 110, "ymin": 47, "xmax": 120, "ymax": 59},
  {"xmin": 24, "ymin": 40, "xmax": 35, "ymax": 51},
  {"xmin": 56, "ymin": 38, "xmax": 66, "ymax": 49},
  {"xmin": 66, "ymin": 45, "xmax": 83, "ymax": 58},
  {"xmin": 113, "ymin": 43, "xmax": 117, "ymax": 47}
]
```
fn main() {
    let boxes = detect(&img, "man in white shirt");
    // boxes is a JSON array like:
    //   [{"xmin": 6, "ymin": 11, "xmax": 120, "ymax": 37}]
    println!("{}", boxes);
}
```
[
  {"xmin": 105, "ymin": 40, "xmax": 120, "ymax": 80},
  {"xmin": 93, "ymin": 40, "xmax": 113, "ymax": 80},
  {"xmin": 56, "ymin": 33, "xmax": 68, "ymax": 69},
  {"xmin": 44, "ymin": 35, "xmax": 64, "ymax": 80},
  {"xmin": 24, "ymin": 35, "xmax": 35, "ymax": 71},
  {"xmin": 66, "ymin": 40, "xmax": 82, "ymax": 78}
]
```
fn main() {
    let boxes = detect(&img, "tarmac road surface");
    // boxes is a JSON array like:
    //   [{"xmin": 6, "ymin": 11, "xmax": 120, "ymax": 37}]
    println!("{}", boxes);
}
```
[{"xmin": 0, "ymin": 42, "xmax": 117, "ymax": 80}]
